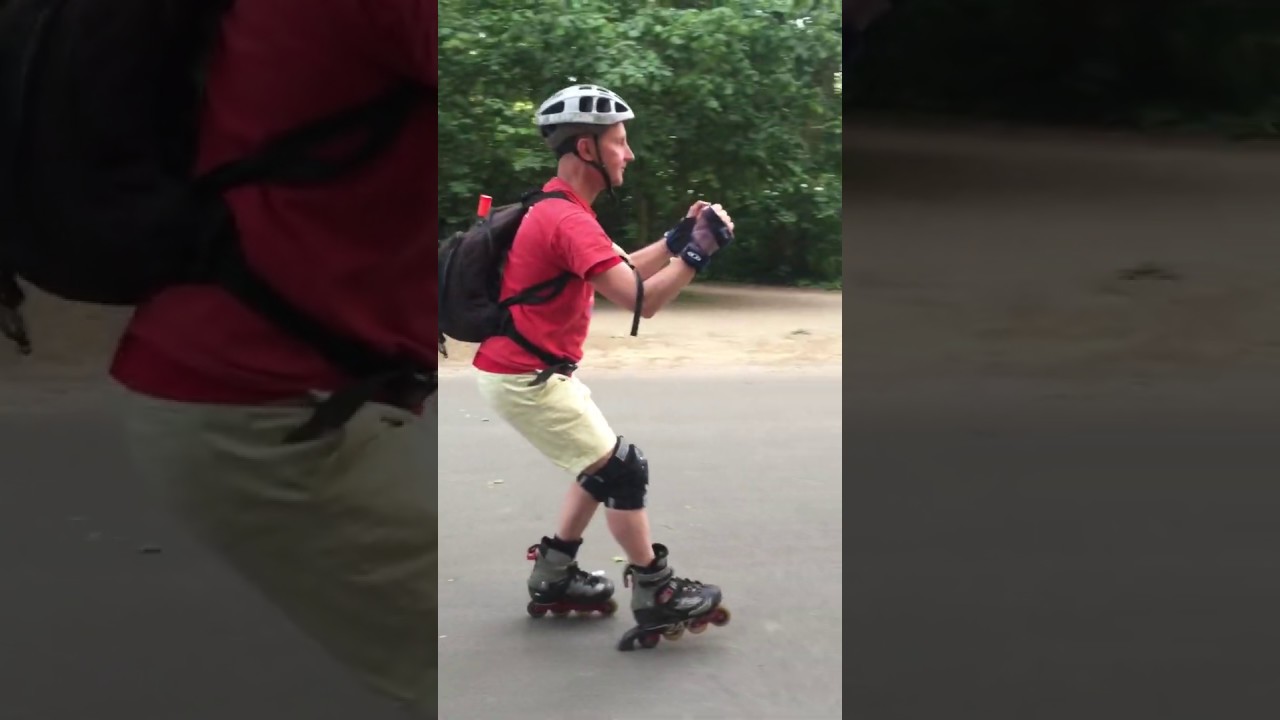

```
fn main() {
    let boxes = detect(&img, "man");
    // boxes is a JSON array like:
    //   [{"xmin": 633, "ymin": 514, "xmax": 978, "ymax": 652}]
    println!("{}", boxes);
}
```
[
  {"xmin": 472, "ymin": 84, "xmax": 735, "ymax": 649},
  {"xmin": 109, "ymin": 1, "xmax": 438, "ymax": 713}
]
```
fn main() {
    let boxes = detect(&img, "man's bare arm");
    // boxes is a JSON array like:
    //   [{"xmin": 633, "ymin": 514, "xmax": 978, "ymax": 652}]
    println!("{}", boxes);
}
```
[
  {"xmin": 592, "ymin": 258, "xmax": 695, "ymax": 319},
  {"xmin": 623, "ymin": 238, "xmax": 677, "ymax": 280},
  {"xmin": 595, "ymin": 201, "xmax": 731, "ymax": 315}
]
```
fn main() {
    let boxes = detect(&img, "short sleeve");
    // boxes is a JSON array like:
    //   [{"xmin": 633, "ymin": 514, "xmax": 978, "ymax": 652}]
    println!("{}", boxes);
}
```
[{"xmin": 553, "ymin": 211, "xmax": 625, "ymax": 279}]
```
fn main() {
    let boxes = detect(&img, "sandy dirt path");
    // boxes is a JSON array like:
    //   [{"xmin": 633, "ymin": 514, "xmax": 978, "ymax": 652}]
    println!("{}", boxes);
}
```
[{"xmin": 848, "ymin": 120, "xmax": 1280, "ymax": 387}]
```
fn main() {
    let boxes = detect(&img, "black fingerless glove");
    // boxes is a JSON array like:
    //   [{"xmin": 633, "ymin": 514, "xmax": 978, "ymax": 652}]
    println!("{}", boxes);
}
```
[
  {"xmin": 678, "ymin": 207, "xmax": 734, "ymax": 273},
  {"xmin": 664, "ymin": 217, "xmax": 695, "ymax": 256}
]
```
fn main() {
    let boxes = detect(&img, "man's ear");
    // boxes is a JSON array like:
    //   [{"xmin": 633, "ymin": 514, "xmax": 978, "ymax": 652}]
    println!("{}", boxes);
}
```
[{"xmin": 576, "ymin": 134, "xmax": 596, "ymax": 162}]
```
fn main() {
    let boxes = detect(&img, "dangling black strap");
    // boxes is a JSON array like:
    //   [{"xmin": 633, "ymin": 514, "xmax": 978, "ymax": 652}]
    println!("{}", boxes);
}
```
[{"xmin": 623, "ymin": 256, "xmax": 643, "ymax": 337}]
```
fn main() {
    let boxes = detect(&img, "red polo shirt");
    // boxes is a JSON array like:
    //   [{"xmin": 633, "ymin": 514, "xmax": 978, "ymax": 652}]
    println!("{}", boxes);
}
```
[
  {"xmin": 110, "ymin": 0, "xmax": 437, "ymax": 403},
  {"xmin": 472, "ymin": 178, "xmax": 624, "ymax": 374}
]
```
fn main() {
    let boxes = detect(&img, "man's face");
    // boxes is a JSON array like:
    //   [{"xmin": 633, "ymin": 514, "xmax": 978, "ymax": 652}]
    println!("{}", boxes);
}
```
[{"xmin": 582, "ymin": 123, "xmax": 635, "ymax": 187}]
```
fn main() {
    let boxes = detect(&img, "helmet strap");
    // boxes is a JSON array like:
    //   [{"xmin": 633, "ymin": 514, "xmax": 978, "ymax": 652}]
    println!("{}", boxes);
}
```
[{"xmin": 572, "ymin": 134, "xmax": 618, "ymax": 204}]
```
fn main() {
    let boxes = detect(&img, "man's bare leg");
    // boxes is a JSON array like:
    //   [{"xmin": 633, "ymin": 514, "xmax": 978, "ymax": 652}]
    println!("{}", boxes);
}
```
[
  {"xmin": 554, "ymin": 483, "xmax": 599, "ymax": 542},
  {"xmin": 604, "ymin": 508, "xmax": 656, "ymax": 566}
]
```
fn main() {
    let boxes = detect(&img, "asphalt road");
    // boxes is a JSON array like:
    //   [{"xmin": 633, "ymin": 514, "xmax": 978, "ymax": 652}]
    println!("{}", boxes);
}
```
[
  {"xmin": 8, "ymin": 365, "xmax": 1277, "ymax": 719},
  {"xmin": 0, "ymin": 371, "xmax": 845, "ymax": 720},
  {"xmin": 437, "ymin": 371, "xmax": 844, "ymax": 720},
  {"xmin": 849, "ymin": 379, "xmax": 1280, "ymax": 719}
]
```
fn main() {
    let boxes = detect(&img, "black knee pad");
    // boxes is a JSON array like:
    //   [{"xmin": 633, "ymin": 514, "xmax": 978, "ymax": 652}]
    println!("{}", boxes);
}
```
[{"xmin": 577, "ymin": 436, "xmax": 649, "ymax": 510}]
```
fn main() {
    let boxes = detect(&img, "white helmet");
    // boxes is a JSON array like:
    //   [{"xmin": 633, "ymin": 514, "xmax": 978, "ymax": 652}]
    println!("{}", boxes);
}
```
[
  {"xmin": 535, "ymin": 84, "xmax": 634, "ymax": 151},
  {"xmin": 536, "ymin": 84, "xmax": 634, "ymax": 127}
]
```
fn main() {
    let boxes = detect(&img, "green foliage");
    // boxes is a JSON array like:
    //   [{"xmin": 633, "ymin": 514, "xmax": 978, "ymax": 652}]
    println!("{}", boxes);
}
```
[
  {"xmin": 851, "ymin": 1, "xmax": 1280, "ymax": 137},
  {"xmin": 439, "ymin": 0, "xmax": 844, "ymax": 286}
]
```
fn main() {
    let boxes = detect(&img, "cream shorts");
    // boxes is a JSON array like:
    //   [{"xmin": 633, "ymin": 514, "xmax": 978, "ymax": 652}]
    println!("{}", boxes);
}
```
[
  {"xmin": 117, "ymin": 387, "xmax": 438, "ymax": 716},
  {"xmin": 475, "ymin": 370, "xmax": 618, "ymax": 476}
]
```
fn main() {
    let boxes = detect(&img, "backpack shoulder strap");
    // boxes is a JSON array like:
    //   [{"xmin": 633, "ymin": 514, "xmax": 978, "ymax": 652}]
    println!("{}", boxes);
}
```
[
  {"xmin": 208, "ymin": 217, "xmax": 405, "ymax": 380},
  {"xmin": 198, "ymin": 83, "xmax": 432, "ymax": 379},
  {"xmin": 197, "ymin": 82, "xmax": 430, "ymax": 193},
  {"xmin": 522, "ymin": 189, "xmax": 570, "ymax": 206},
  {"xmin": 501, "ymin": 272, "xmax": 572, "ymax": 308},
  {"xmin": 486, "ymin": 188, "xmax": 581, "ymax": 380},
  {"xmin": 501, "ymin": 189, "xmax": 577, "ymax": 308}
]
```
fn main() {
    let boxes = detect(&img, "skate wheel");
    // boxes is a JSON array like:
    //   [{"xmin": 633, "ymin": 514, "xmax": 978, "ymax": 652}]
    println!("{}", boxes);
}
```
[
  {"xmin": 551, "ymin": 607, "xmax": 571, "ymax": 617},
  {"xmin": 639, "ymin": 632, "xmax": 661, "ymax": 649},
  {"xmin": 662, "ymin": 626, "xmax": 685, "ymax": 641},
  {"xmin": 617, "ymin": 631, "xmax": 641, "ymax": 652},
  {"xmin": 688, "ymin": 620, "xmax": 709, "ymax": 634},
  {"xmin": 526, "ymin": 602, "xmax": 548, "ymax": 618},
  {"xmin": 711, "ymin": 607, "xmax": 731, "ymax": 627},
  {"xmin": 601, "ymin": 599, "xmax": 619, "ymax": 616}
]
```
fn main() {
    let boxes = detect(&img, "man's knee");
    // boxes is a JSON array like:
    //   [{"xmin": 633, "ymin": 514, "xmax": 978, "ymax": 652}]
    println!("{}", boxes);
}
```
[{"xmin": 577, "ymin": 436, "xmax": 648, "ymax": 510}]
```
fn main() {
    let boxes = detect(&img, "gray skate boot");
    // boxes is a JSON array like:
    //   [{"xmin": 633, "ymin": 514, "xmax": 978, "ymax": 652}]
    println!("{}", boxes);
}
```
[
  {"xmin": 617, "ymin": 543, "xmax": 731, "ymax": 651},
  {"xmin": 525, "ymin": 536, "xmax": 617, "ymax": 618}
]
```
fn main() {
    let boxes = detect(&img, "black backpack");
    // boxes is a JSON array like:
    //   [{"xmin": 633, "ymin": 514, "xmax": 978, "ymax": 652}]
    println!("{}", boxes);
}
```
[
  {"xmin": 438, "ymin": 189, "xmax": 642, "ymax": 383},
  {"xmin": 0, "ymin": 0, "xmax": 431, "ymax": 439}
]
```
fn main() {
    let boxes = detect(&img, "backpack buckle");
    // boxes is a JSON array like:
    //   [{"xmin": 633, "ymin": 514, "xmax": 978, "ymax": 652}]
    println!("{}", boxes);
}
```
[
  {"xmin": 283, "ymin": 366, "xmax": 435, "ymax": 444},
  {"xmin": 530, "ymin": 363, "xmax": 577, "ymax": 386}
]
